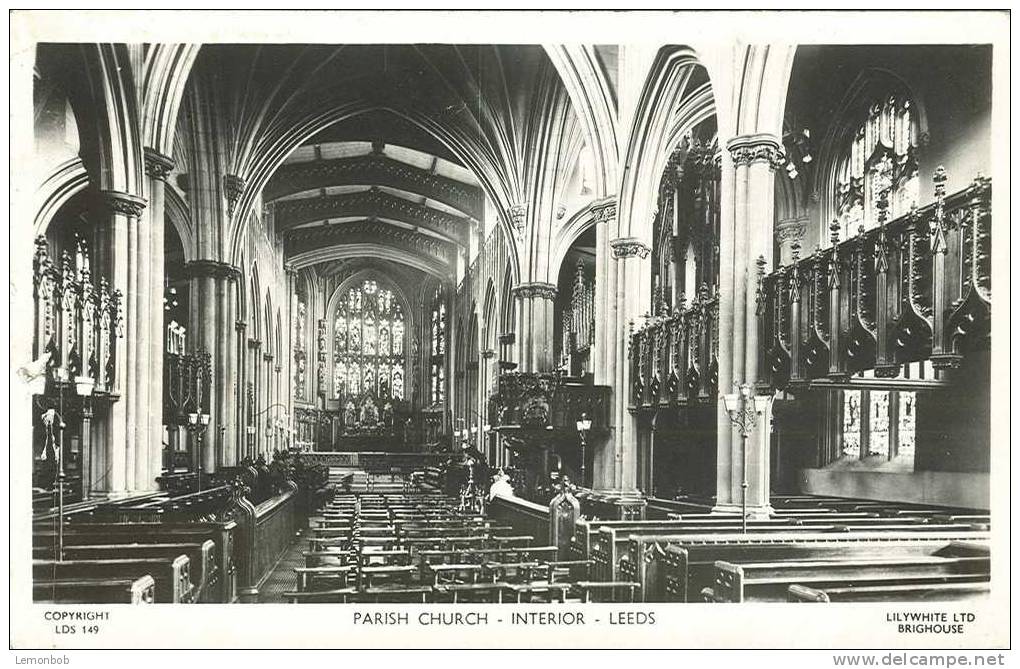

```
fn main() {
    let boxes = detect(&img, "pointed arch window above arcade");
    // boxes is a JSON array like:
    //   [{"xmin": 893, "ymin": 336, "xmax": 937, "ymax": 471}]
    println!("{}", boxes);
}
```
[{"xmin": 833, "ymin": 93, "xmax": 919, "ymax": 243}]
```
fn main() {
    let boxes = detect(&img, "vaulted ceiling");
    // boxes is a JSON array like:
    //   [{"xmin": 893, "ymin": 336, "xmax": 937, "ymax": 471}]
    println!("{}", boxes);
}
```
[{"xmin": 175, "ymin": 43, "xmax": 570, "ymax": 282}]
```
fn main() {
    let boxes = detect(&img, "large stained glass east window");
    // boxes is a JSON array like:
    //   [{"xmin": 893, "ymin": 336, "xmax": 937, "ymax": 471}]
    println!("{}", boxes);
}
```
[{"xmin": 333, "ymin": 279, "xmax": 406, "ymax": 402}]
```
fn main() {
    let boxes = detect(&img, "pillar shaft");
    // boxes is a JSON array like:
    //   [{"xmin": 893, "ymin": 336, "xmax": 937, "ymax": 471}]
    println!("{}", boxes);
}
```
[
  {"xmin": 715, "ymin": 134, "xmax": 783, "ymax": 516},
  {"xmin": 513, "ymin": 282, "xmax": 557, "ymax": 373},
  {"xmin": 98, "ymin": 190, "xmax": 148, "ymax": 494}
]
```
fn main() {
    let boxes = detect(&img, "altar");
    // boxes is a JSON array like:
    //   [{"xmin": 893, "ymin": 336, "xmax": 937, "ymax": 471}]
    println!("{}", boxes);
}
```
[{"xmin": 306, "ymin": 394, "xmax": 417, "ymax": 452}]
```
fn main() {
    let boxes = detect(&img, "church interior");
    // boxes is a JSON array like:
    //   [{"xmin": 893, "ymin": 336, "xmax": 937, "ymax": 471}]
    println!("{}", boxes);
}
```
[{"xmin": 19, "ymin": 40, "xmax": 994, "ymax": 605}]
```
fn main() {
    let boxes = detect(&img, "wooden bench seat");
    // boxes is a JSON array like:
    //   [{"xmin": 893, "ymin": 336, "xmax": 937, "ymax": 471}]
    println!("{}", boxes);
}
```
[
  {"xmin": 425, "ymin": 563, "xmax": 484, "ymax": 585},
  {"xmin": 33, "ymin": 540, "xmax": 217, "ymax": 603},
  {"xmin": 433, "ymin": 582, "xmax": 508, "ymax": 603},
  {"xmin": 34, "ymin": 521, "xmax": 236, "ymax": 603},
  {"xmin": 359, "ymin": 564, "xmax": 419, "ymax": 588},
  {"xmin": 34, "ymin": 575, "xmax": 156, "ymax": 604},
  {"xmin": 787, "ymin": 581, "xmax": 992, "ymax": 603},
  {"xmin": 283, "ymin": 587, "xmax": 358, "ymax": 603},
  {"xmin": 293, "ymin": 565, "xmax": 356, "ymax": 591},
  {"xmin": 504, "ymin": 581, "xmax": 572, "ymax": 603},
  {"xmin": 709, "ymin": 554, "xmax": 990, "ymax": 602},
  {"xmin": 482, "ymin": 561, "xmax": 545, "ymax": 583},
  {"xmin": 359, "ymin": 549, "xmax": 412, "ymax": 566},
  {"xmin": 649, "ymin": 534, "xmax": 989, "ymax": 602},
  {"xmin": 351, "ymin": 585, "xmax": 432, "ymax": 603},
  {"xmin": 572, "ymin": 580, "xmax": 640, "ymax": 603},
  {"xmin": 33, "ymin": 555, "xmax": 193, "ymax": 603},
  {"xmin": 303, "ymin": 549, "xmax": 355, "ymax": 567},
  {"xmin": 598, "ymin": 521, "xmax": 985, "ymax": 584}
]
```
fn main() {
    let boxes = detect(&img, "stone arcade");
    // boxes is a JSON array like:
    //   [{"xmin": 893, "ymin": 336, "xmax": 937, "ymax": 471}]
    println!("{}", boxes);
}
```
[{"xmin": 18, "ymin": 35, "xmax": 994, "ymax": 606}]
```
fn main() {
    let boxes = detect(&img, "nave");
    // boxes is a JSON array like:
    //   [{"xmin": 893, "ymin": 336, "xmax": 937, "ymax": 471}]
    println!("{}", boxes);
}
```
[
  {"xmin": 19, "ymin": 37, "xmax": 995, "ymax": 609},
  {"xmin": 32, "ymin": 460, "xmax": 990, "ymax": 605}
]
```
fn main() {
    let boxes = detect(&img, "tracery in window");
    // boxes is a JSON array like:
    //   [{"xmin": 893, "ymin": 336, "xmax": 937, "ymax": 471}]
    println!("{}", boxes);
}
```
[
  {"xmin": 836, "ymin": 363, "xmax": 929, "ymax": 466},
  {"xmin": 292, "ymin": 289, "xmax": 307, "ymax": 401},
  {"xmin": 834, "ymin": 93, "xmax": 919, "ymax": 242},
  {"xmin": 429, "ymin": 286, "xmax": 446, "ymax": 405},
  {"xmin": 332, "ymin": 278, "xmax": 406, "ymax": 403}
]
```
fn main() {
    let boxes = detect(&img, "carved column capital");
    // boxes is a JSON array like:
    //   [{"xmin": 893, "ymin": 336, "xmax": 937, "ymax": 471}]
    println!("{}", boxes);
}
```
[
  {"xmin": 143, "ymin": 147, "xmax": 176, "ymax": 181},
  {"xmin": 184, "ymin": 259, "xmax": 242, "ymax": 281},
  {"xmin": 610, "ymin": 237, "xmax": 651, "ymax": 260},
  {"xmin": 776, "ymin": 217, "xmax": 808, "ymax": 242},
  {"xmin": 726, "ymin": 134, "xmax": 785, "ymax": 170},
  {"xmin": 98, "ymin": 190, "xmax": 147, "ymax": 217},
  {"xmin": 513, "ymin": 282, "xmax": 558, "ymax": 301},
  {"xmin": 590, "ymin": 198, "xmax": 617, "ymax": 225}
]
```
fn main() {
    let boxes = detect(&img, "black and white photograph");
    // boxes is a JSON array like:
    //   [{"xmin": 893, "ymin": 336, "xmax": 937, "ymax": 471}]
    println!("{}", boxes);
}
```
[{"xmin": 8, "ymin": 9, "xmax": 1009, "ymax": 652}]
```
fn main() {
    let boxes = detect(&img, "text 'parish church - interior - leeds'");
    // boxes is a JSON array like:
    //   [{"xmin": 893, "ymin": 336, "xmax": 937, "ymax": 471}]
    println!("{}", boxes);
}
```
[{"xmin": 18, "ymin": 38, "xmax": 994, "ymax": 605}]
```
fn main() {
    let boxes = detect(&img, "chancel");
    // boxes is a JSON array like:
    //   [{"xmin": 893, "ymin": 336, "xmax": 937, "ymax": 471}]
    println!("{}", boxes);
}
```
[{"xmin": 18, "ymin": 38, "xmax": 994, "ymax": 605}]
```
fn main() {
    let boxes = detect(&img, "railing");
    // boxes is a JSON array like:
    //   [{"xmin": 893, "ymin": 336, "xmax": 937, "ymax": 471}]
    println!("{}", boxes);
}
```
[
  {"xmin": 758, "ymin": 170, "xmax": 991, "ymax": 390},
  {"xmin": 296, "ymin": 451, "xmax": 451, "ymax": 471},
  {"xmin": 487, "ymin": 494, "xmax": 550, "ymax": 544},
  {"xmin": 628, "ymin": 288, "xmax": 719, "ymax": 409},
  {"xmin": 251, "ymin": 484, "xmax": 298, "ymax": 588}
]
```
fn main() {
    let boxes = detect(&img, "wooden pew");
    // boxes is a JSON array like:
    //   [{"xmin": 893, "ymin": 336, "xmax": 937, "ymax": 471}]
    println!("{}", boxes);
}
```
[
  {"xmin": 35, "ymin": 521, "xmax": 237, "ymax": 602},
  {"xmin": 709, "ymin": 554, "xmax": 990, "ymax": 602},
  {"xmin": 33, "ymin": 555, "xmax": 193, "ymax": 603},
  {"xmin": 787, "ymin": 581, "xmax": 992, "ymax": 603},
  {"xmin": 33, "ymin": 540, "xmax": 218, "ymax": 603},
  {"xmin": 433, "ymin": 582, "xmax": 507, "ymax": 603},
  {"xmin": 293, "ymin": 565, "xmax": 356, "ymax": 592},
  {"xmin": 649, "ymin": 532, "xmax": 990, "ymax": 602},
  {"xmin": 283, "ymin": 587, "xmax": 358, "ymax": 603},
  {"xmin": 597, "ymin": 521, "xmax": 983, "ymax": 584},
  {"xmin": 34, "ymin": 575, "xmax": 156, "ymax": 604}
]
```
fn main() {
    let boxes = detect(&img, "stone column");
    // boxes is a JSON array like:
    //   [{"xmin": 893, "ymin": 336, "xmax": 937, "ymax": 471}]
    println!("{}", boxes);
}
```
[
  {"xmin": 590, "ymin": 199, "xmax": 616, "ymax": 386},
  {"xmin": 144, "ymin": 148, "xmax": 174, "ymax": 488},
  {"xmin": 235, "ymin": 320, "xmax": 248, "ymax": 460},
  {"xmin": 608, "ymin": 237, "xmax": 651, "ymax": 494},
  {"xmin": 98, "ymin": 190, "xmax": 148, "ymax": 494},
  {"xmin": 715, "ymin": 134, "xmax": 783, "ymax": 518},
  {"xmin": 512, "ymin": 282, "xmax": 557, "ymax": 373},
  {"xmin": 223, "ymin": 273, "xmax": 240, "ymax": 465},
  {"xmin": 185, "ymin": 260, "xmax": 243, "ymax": 473}
]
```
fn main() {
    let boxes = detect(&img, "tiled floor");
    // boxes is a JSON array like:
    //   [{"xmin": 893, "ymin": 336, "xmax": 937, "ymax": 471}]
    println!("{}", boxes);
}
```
[{"xmin": 258, "ymin": 527, "xmax": 308, "ymax": 603}]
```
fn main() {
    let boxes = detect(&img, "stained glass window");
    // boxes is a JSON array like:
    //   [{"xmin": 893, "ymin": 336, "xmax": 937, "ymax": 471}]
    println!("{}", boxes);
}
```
[
  {"xmin": 292, "ymin": 297, "xmax": 307, "ymax": 400},
  {"xmin": 332, "ymin": 279, "xmax": 406, "ymax": 402},
  {"xmin": 898, "ymin": 391, "xmax": 916, "ymax": 458},
  {"xmin": 429, "ymin": 287, "xmax": 446, "ymax": 405},
  {"xmin": 842, "ymin": 390, "xmax": 861, "ymax": 458},
  {"xmin": 839, "ymin": 388, "xmax": 917, "ymax": 464},
  {"xmin": 834, "ymin": 94, "xmax": 918, "ymax": 242},
  {"xmin": 868, "ymin": 391, "xmax": 890, "ymax": 457}
]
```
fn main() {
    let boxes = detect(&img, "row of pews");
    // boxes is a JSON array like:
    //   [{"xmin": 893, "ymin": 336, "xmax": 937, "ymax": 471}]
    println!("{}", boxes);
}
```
[
  {"xmin": 31, "ymin": 475, "xmax": 260, "ymax": 604},
  {"xmin": 568, "ymin": 494, "xmax": 990, "ymax": 603},
  {"xmin": 33, "ymin": 518, "xmax": 234, "ymax": 604},
  {"xmin": 286, "ymin": 492, "xmax": 629, "ymax": 603}
]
